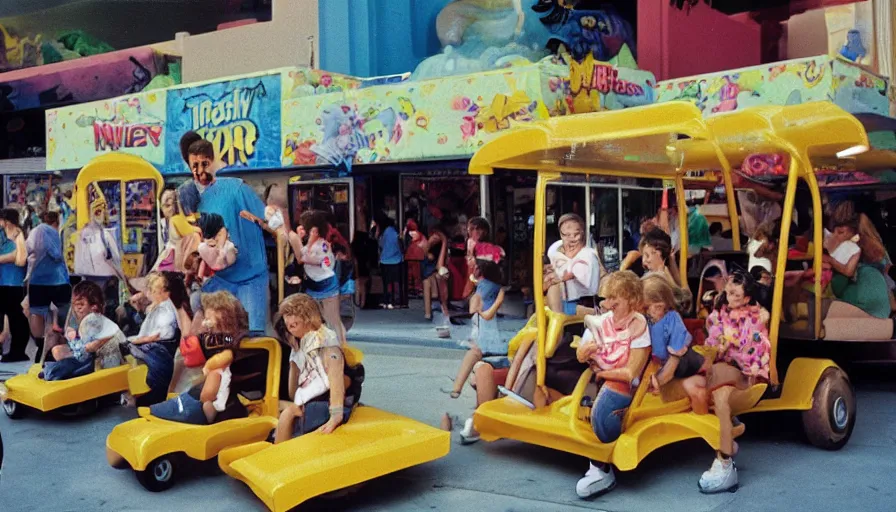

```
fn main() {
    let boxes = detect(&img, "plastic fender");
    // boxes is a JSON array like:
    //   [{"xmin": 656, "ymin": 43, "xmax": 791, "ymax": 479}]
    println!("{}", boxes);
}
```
[
  {"xmin": 4, "ymin": 364, "xmax": 130, "ymax": 412},
  {"xmin": 612, "ymin": 413, "xmax": 722, "ymax": 471},
  {"xmin": 749, "ymin": 358, "xmax": 839, "ymax": 413},
  {"xmin": 222, "ymin": 407, "xmax": 450, "ymax": 512},
  {"xmin": 127, "ymin": 365, "xmax": 151, "ymax": 396},
  {"xmin": 106, "ymin": 416, "xmax": 277, "ymax": 471}
]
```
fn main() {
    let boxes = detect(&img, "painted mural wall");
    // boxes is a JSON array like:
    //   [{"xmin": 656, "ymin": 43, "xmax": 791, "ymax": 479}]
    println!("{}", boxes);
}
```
[
  {"xmin": 46, "ymin": 66, "xmax": 364, "ymax": 172},
  {"xmin": 655, "ymin": 55, "xmax": 889, "ymax": 116},
  {"xmin": 46, "ymin": 59, "xmax": 655, "ymax": 172},
  {"xmin": 1, "ymin": 46, "xmax": 176, "ymax": 112},
  {"xmin": 280, "ymin": 58, "xmax": 652, "ymax": 170},
  {"xmin": 0, "ymin": 23, "xmax": 114, "ymax": 73}
]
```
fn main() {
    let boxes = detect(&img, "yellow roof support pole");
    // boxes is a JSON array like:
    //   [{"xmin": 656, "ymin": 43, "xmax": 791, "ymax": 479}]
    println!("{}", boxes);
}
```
[
  {"xmin": 533, "ymin": 171, "xmax": 559, "ymax": 408},
  {"xmin": 801, "ymin": 154, "xmax": 825, "ymax": 341},
  {"xmin": 120, "ymin": 182, "xmax": 128, "ymax": 247},
  {"xmin": 674, "ymin": 174, "xmax": 689, "ymax": 288},
  {"xmin": 714, "ymin": 146, "xmax": 741, "ymax": 251},
  {"xmin": 768, "ymin": 155, "xmax": 801, "ymax": 387}
]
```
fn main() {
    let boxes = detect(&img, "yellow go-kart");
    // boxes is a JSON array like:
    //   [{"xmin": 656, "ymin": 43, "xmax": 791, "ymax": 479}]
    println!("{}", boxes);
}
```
[
  {"xmin": 469, "ymin": 101, "xmax": 860, "ymax": 475},
  {"xmin": 1, "ymin": 357, "xmax": 152, "ymax": 419},
  {"xmin": 0, "ymin": 152, "xmax": 167, "ymax": 420},
  {"xmin": 106, "ymin": 337, "xmax": 282, "ymax": 491},
  {"xmin": 107, "ymin": 337, "xmax": 450, "ymax": 502},
  {"xmin": 217, "ymin": 406, "xmax": 450, "ymax": 511},
  {"xmin": 215, "ymin": 342, "xmax": 449, "ymax": 511}
]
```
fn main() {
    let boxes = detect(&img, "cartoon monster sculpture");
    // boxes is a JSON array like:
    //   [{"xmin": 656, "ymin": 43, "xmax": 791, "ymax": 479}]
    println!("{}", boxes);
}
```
[
  {"xmin": 414, "ymin": 1, "xmax": 637, "ymax": 79},
  {"xmin": 413, "ymin": 0, "xmax": 551, "ymax": 80}
]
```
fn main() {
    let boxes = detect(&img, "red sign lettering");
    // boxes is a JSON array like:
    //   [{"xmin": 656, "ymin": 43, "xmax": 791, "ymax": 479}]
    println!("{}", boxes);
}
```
[
  {"xmin": 93, "ymin": 122, "xmax": 163, "ymax": 152},
  {"xmin": 592, "ymin": 64, "xmax": 644, "ymax": 97}
]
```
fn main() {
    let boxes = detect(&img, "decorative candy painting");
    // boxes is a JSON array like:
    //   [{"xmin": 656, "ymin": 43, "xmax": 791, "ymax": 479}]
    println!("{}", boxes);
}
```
[
  {"xmin": 46, "ymin": 90, "xmax": 167, "ymax": 170},
  {"xmin": 281, "ymin": 61, "xmax": 570, "ymax": 169},
  {"xmin": 655, "ymin": 55, "xmax": 888, "ymax": 116}
]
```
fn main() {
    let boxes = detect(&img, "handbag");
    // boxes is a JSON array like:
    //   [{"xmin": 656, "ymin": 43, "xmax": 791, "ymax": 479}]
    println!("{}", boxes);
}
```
[{"xmin": 179, "ymin": 335, "xmax": 206, "ymax": 368}]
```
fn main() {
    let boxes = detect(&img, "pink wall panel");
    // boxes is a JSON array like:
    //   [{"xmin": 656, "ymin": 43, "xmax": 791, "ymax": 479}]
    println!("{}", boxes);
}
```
[{"xmin": 638, "ymin": 1, "xmax": 762, "ymax": 81}]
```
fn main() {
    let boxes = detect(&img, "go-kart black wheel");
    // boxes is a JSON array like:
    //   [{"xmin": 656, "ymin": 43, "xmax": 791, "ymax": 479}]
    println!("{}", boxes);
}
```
[
  {"xmin": 2, "ymin": 400, "xmax": 24, "ymax": 419},
  {"xmin": 802, "ymin": 367, "xmax": 856, "ymax": 450},
  {"xmin": 135, "ymin": 456, "xmax": 177, "ymax": 492},
  {"xmin": 58, "ymin": 399, "xmax": 98, "ymax": 417}
]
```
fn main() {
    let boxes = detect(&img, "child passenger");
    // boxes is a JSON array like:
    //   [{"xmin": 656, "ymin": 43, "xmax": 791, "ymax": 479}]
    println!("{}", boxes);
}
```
[
  {"xmin": 443, "ymin": 244, "xmax": 507, "ymax": 400},
  {"xmin": 698, "ymin": 271, "xmax": 771, "ymax": 494},
  {"xmin": 123, "ymin": 272, "xmax": 189, "ymax": 406},
  {"xmin": 642, "ymin": 275, "xmax": 708, "ymax": 413},
  {"xmin": 274, "ymin": 293, "xmax": 364, "ymax": 443},
  {"xmin": 150, "ymin": 292, "xmax": 247, "ymax": 425},
  {"xmin": 574, "ymin": 271, "xmax": 651, "ymax": 499},
  {"xmin": 43, "ymin": 281, "xmax": 125, "ymax": 381}
]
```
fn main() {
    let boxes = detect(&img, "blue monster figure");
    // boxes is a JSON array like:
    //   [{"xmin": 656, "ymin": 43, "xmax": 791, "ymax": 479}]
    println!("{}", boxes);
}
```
[
  {"xmin": 839, "ymin": 29, "xmax": 867, "ymax": 63},
  {"xmin": 537, "ymin": 4, "xmax": 635, "ymax": 62}
]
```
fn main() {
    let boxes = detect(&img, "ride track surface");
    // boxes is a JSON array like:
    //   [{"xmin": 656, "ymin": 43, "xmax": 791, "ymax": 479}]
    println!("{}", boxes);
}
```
[{"xmin": 0, "ymin": 342, "xmax": 894, "ymax": 512}]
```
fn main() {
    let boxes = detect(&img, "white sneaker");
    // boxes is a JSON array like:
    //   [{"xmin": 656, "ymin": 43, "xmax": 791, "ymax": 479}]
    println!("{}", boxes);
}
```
[
  {"xmin": 459, "ymin": 418, "xmax": 480, "ymax": 445},
  {"xmin": 698, "ymin": 456, "xmax": 738, "ymax": 494},
  {"xmin": 576, "ymin": 462, "xmax": 616, "ymax": 498}
]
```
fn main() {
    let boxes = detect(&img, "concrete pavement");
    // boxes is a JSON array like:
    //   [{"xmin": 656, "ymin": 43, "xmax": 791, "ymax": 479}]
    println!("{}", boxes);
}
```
[
  {"xmin": 347, "ymin": 298, "xmax": 528, "ymax": 349},
  {"xmin": 0, "ymin": 342, "xmax": 894, "ymax": 511}
]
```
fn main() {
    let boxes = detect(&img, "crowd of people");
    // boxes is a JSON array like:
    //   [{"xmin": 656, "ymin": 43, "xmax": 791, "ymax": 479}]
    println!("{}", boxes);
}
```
[
  {"xmin": 440, "ymin": 184, "xmax": 896, "ymax": 497},
  {"xmin": 2, "ymin": 133, "xmax": 893, "ymax": 499}
]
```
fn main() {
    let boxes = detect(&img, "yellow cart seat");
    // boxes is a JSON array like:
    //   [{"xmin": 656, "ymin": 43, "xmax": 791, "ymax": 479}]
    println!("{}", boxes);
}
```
[
  {"xmin": 106, "ymin": 414, "xmax": 278, "ymax": 471},
  {"xmin": 4, "ymin": 361, "xmax": 134, "ymax": 412},
  {"xmin": 219, "ymin": 406, "xmax": 450, "ymax": 512},
  {"xmin": 475, "ymin": 360, "xmax": 768, "ymax": 471}
]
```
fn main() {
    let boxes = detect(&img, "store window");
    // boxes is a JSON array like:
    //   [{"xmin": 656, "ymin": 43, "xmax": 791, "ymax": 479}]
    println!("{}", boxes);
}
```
[
  {"xmin": 401, "ymin": 174, "xmax": 480, "ymax": 235},
  {"xmin": 288, "ymin": 179, "xmax": 354, "ymax": 243}
]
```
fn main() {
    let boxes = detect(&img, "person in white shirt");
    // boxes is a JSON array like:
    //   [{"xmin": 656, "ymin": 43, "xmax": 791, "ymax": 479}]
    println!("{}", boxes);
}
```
[
  {"xmin": 274, "ymin": 293, "xmax": 363, "ymax": 443},
  {"xmin": 291, "ymin": 210, "xmax": 346, "ymax": 345},
  {"xmin": 545, "ymin": 214, "xmax": 599, "ymax": 315}
]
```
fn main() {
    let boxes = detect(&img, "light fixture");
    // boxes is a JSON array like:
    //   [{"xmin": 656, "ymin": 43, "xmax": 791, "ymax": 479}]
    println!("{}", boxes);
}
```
[{"xmin": 836, "ymin": 145, "xmax": 869, "ymax": 158}]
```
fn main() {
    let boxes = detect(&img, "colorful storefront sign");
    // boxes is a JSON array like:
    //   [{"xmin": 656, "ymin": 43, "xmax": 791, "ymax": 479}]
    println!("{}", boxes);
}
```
[
  {"xmin": 655, "ymin": 55, "xmax": 889, "ymax": 116},
  {"xmin": 164, "ymin": 73, "xmax": 282, "ymax": 174},
  {"xmin": 281, "ymin": 61, "xmax": 572, "ymax": 169},
  {"xmin": 45, "ymin": 55, "xmax": 889, "ymax": 176},
  {"xmin": 568, "ymin": 54, "xmax": 656, "ymax": 113},
  {"xmin": 46, "ymin": 90, "xmax": 167, "ymax": 170}
]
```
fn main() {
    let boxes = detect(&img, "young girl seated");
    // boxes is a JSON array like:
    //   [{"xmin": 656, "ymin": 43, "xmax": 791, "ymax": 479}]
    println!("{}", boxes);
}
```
[
  {"xmin": 698, "ymin": 271, "xmax": 771, "ymax": 494},
  {"xmin": 150, "ymin": 291, "xmax": 247, "ymax": 425},
  {"xmin": 43, "ymin": 281, "xmax": 125, "ymax": 381},
  {"xmin": 274, "ymin": 293, "xmax": 364, "ymax": 443},
  {"xmin": 642, "ymin": 275, "xmax": 708, "ymax": 413},
  {"xmin": 823, "ymin": 204, "xmax": 891, "ymax": 319},
  {"xmin": 574, "ymin": 270, "xmax": 651, "ymax": 499},
  {"xmin": 444, "ymin": 244, "xmax": 508, "ymax": 400}
]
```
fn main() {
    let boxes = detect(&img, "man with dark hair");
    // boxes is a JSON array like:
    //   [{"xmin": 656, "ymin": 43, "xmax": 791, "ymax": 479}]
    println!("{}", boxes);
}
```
[{"xmin": 176, "ymin": 131, "xmax": 268, "ymax": 333}]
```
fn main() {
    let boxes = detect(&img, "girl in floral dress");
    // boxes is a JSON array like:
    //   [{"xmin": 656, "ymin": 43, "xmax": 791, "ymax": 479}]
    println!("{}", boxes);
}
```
[{"xmin": 698, "ymin": 270, "xmax": 771, "ymax": 494}]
